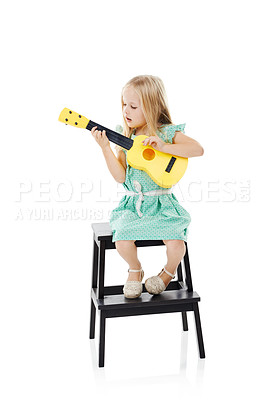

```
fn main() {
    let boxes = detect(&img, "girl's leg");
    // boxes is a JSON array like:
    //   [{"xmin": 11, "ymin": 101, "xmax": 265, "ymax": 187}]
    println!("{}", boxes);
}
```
[
  {"xmin": 160, "ymin": 240, "xmax": 186, "ymax": 287},
  {"xmin": 115, "ymin": 240, "xmax": 142, "ymax": 282}
]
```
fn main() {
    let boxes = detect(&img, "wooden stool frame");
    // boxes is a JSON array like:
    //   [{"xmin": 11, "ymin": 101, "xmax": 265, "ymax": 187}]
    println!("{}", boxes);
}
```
[{"xmin": 89, "ymin": 222, "xmax": 205, "ymax": 367}]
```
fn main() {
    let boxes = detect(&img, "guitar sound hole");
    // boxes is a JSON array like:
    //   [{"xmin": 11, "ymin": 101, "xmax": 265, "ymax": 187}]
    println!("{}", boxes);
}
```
[{"xmin": 142, "ymin": 148, "xmax": 155, "ymax": 161}]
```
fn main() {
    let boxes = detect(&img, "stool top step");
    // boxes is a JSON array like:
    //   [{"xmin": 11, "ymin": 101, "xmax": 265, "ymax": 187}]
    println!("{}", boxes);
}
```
[{"xmin": 91, "ymin": 222, "xmax": 113, "ymax": 240}]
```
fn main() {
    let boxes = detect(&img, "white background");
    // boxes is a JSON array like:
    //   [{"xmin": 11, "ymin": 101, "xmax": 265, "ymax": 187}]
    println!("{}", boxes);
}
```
[{"xmin": 1, "ymin": 0, "xmax": 265, "ymax": 399}]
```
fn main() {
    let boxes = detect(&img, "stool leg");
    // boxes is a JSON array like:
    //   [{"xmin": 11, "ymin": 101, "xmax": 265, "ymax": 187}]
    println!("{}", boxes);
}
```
[
  {"xmin": 98, "ymin": 241, "xmax": 106, "ymax": 299},
  {"xmin": 89, "ymin": 302, "xmax": 96, "ymax": 339},
  {"xmin": 177, "ymin": 261, "xmax": 189, "ymax": 331},
  {"xmin": 99, "ymin": 311, "xmax": 106, "ymax": 367},
  {"xmin": 181, "ymin": 312, "xmax": 188, "ymax": 331},
  {"xmin": 90, "ymin": 239, "xmax": 99, "ymax": 339},
  {"xmin": 193, "ymin": 303, "xmax": 205, "ymax": 358}
]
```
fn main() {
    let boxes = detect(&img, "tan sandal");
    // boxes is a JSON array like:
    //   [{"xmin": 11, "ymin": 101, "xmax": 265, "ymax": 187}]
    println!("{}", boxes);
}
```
[
  {"xmin": 145, "ymin": 266, "xmax": 175, "ymax": 295},
  {"xmin": 123, "ymin": 268, "xmax": 144, "ymax": 299}
]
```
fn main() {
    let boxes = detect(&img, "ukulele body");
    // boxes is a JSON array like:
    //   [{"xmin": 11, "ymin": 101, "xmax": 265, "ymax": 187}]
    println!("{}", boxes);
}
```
[{"xmin": 127, "ymin": 135, "xmax": 188, "ymax": 188}]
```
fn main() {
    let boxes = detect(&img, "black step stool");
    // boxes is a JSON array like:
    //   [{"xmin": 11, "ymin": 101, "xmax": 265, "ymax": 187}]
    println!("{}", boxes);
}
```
[{"xmin": 89, "ymin": 222, "xmax": 205, "ymax": 367}]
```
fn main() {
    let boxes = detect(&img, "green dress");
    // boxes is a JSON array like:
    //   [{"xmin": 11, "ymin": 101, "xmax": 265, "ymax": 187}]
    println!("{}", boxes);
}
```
[{"xmin": 109, "ymin": 124, "xmax": 191, "ymax": 242}]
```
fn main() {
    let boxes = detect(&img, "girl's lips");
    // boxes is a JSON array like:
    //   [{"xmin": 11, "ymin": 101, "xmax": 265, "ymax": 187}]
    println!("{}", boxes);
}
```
[{"xmin": 126, "ymin": 117, "xmax": 132, "ymax": 121}]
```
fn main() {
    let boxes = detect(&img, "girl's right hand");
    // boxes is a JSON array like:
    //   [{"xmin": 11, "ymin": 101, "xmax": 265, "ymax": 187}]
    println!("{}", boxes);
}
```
[{"xmin": 91, "ymin": 126, "xmax": 110, "ymax": 149}]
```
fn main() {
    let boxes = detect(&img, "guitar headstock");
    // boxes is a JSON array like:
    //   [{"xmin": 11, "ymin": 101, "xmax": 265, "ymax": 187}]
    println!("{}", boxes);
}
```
[{"xmin": 58, "ymin": 108, "xmax": 89, "ymax": 129}]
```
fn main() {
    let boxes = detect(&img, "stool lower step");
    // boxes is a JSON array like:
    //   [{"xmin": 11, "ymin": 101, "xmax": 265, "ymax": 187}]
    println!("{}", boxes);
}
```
[{"xmin": 92, "ymin": 287, "xmax": 200, "ymax": 312}]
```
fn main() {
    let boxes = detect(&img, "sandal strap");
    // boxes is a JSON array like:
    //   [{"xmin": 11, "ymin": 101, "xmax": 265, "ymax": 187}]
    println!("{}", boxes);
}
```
[
  {"xmin": 128, "ymin": 268, "xmax": 143, "ymax": 273},
  {"xmin": 163, "ymin": 267, "xmax": 175, "ymax": 279}
]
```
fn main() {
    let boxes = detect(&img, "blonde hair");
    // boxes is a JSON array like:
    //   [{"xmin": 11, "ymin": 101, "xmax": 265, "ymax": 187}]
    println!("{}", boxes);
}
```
[{"xmin": 115, "ymin": 75, "xmax": 173, "ymax": 153}]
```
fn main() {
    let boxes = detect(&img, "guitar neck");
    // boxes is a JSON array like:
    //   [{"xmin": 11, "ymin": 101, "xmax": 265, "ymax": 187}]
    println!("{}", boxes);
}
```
[{"xmin": 86, "ymin": 120, "xmax": 133, "ymax": 151}]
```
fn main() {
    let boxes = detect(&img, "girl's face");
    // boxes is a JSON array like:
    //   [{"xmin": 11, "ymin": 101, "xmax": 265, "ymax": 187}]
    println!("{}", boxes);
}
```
[{"xmin": 122, "ymin": 86, "xmax": 147, "ymax": 130}]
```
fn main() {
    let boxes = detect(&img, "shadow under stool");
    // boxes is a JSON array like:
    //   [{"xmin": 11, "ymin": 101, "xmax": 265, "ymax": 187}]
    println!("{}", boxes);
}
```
[{"xmin": 89, "ymin": 222, "xmax": 205, "ymax": 367}]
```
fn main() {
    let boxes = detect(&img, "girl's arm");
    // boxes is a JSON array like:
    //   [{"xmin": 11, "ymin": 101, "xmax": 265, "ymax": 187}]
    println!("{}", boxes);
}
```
[
  {"xmin": 162, "ymin": 131, "xmax": 204, "ymax": 158},
  {"xmin": 91, "ymin": 126, "xmax": 126, "ymax": 183},
  {"xmin": 142, "ymin": 131, "xmax": 204, "ymax": 158},
  {"xmin": 102, "ymin": 146, "xmax": 126, "ymax": 183},
  {"xmin": 101, "ymin": 146, "xmax": 126, "ymax": 183}
]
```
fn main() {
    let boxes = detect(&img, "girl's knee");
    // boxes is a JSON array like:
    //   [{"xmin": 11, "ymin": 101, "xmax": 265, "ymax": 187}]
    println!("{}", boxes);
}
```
[
  {"xmin": 163, "ymin": 239, "xmax": 186, "ymax": 256},
  {"xmin": 115, "ymin": 240, "xmax": 135, "ymax": 250}
]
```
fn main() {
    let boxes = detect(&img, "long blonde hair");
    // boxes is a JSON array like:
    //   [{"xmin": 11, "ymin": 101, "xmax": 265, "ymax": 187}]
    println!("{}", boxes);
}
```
[{"xmin": 115, "ymin": 75, "xmax": 173, "ymax": 153}]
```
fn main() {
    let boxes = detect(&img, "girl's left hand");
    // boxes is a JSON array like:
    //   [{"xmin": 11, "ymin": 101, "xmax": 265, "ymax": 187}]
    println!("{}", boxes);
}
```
[{"xmin": 142, "ymin": 136, "xmax": 165, "ymax": 152}]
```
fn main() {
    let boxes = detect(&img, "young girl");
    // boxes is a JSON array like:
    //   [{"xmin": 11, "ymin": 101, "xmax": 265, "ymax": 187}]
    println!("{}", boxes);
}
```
[{"xmin": 91, "ymin": 75, "xmax": 204, "ymax": 299}]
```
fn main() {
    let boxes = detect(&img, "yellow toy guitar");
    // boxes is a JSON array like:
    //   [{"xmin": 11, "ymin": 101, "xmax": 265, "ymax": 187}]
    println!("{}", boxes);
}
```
[{"xmin": 58, "ymin": 108, "xmax": 188, "ymax": 188}]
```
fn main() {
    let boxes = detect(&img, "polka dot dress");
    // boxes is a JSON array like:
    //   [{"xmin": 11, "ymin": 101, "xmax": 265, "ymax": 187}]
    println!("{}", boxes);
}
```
[{"xmin": 109, "ymin": 124, "xmax": 191, "ymax": 242}]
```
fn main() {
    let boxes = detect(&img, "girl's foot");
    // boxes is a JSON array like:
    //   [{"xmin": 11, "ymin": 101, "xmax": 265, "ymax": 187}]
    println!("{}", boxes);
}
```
[
  {"xmin": 158, "ymin": 267, "xmax": 176, "ymax": 287},
  {"xmin": 144, "ymin": 266, "xmax": 176, "ymax": 295},
  {"xmin": 123, "ymin": 266, "xmax": 144, "ymax": 299}
]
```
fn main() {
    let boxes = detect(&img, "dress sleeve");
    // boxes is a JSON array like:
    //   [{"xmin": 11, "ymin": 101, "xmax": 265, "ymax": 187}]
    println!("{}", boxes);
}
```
[
  {"xmin": 115, "ymin": 124, "xmax": 123, "ymax": 133},
  {"xmin": 163, "ymin": 123, "xmax": 186, "ymax": 144}
]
